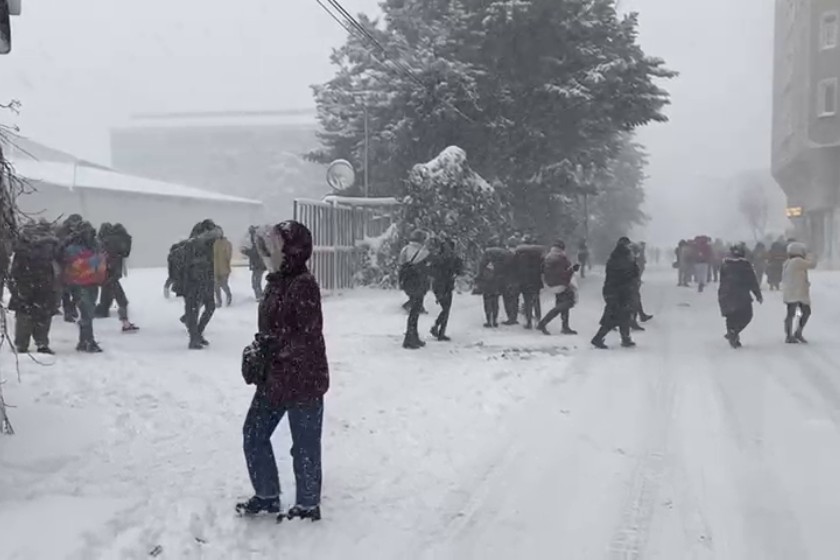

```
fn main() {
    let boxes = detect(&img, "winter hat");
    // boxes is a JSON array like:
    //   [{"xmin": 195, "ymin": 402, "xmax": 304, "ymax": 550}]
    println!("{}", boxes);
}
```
[
  {"xmin": 409, "ymin": 229, "xmax": 426, "ymax": 243},
  {"xmin": 787, "ymin": 242, "xmax": 807, "ymax": 257},
  {"xmin": 617, "ymin": 236, "xmax": 631, "ymax": 247},
  {"xmin": 552, "ymin": 239, "xmax": 566, "ymax": 250}
]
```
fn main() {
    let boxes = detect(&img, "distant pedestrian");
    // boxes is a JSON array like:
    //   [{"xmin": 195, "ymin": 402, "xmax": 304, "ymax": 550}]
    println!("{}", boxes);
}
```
[
  {"xmin": 718, "ymin": 244, "xmax": 762, "ymax": 349},
  {"xmin": 476, "ymin": 238, "xmax": 509, "ymax": 328},
  {"xmin": 501, "ymin": 236, "xmax": 520, "ymax": 325},
  {"xmin": 514, "ymin": 235, "xmax": 546, "ymax": 330},
  {"xmin": 62, "ymin": 221, "xmax": 108, "ymax": 353},
  {"xmin": 428, "ymin": 236, "xmax": 463, "ymax": 341},
  {"xmin": 243, "ymin": 225, "xmax": 267, "ymax": 300},
  {"xmin": 537, "ymin": 240, "xmax": 579, "ymax": 335},
  {"xmin": 214, "ymin": 229, "xmax": 234, "ymax": 307},
  {"xmin": 577, "ymin": 240, "xmax": 590, "ymax": 279}
]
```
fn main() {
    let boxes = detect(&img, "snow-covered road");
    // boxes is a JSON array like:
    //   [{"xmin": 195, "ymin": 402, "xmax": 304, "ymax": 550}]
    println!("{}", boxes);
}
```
[{"xmin": 2, "ymin": 268, "xmax": 840, "ymax": 559}]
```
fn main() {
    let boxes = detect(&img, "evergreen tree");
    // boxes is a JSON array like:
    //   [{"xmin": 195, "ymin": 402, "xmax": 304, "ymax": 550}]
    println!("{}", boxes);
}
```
[{"xmin": 310, "ymin": 0, "xmax": 673, "ymax": 239}]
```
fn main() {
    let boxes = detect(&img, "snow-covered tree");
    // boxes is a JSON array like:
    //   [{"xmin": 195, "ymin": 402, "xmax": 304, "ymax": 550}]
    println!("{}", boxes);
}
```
[
  {"xmin": 399, "ymin": 146, "xmax": 510, "ymax": 270},
  {"xmin": 310, "ymin": 0, "xmax": 674, "ymax": 239}
]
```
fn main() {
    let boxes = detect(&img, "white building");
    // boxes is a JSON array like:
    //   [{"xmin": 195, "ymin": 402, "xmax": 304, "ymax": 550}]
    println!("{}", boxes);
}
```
[{"xmin": 3, "ymin": 135, "xmax": 265, "ymax": 267}]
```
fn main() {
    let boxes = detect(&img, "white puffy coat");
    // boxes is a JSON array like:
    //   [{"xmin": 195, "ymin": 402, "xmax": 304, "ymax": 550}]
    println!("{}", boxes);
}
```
[{"xmin": 782, "ymin": 254, "xmax": 816, "ymax": 305}]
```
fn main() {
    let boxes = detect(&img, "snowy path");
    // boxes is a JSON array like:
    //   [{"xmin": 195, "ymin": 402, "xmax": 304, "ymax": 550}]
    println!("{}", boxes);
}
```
[{"xmin": 2, "ymin": 268, "xmax": 840, "ymax": 559}]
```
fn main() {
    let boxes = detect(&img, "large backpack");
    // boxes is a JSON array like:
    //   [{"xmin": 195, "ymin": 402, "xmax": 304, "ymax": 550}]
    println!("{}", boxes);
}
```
[
  {"xmin": 167, "ymin": 240, "xmax": 191, "ymax": 297},
  {"xmin": 63, "ymin": 244, "xmax": 108, "ymax": 286},
  {"xmin": 111, "ymin": 224, "xmax": 132, "ymax": 258},
  {"xmin": 398, "ymin": 249, "xmax": 425, "ymax": 295}
]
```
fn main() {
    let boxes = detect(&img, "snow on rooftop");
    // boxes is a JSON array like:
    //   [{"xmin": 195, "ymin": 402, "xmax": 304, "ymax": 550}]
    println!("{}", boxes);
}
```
[
  {"xmin": 113, "ymin": 110, "xmax": 318, "ymax": 130},
  {"xmin": 10, "ymin": 159, "xmax": 262, "ymax": 206}
]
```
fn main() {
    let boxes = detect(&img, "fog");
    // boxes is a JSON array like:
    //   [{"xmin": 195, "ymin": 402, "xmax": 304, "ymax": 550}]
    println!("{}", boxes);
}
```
[{"xmin": 1, "ymin": 0, "xmax": 782, "ymax": 246}]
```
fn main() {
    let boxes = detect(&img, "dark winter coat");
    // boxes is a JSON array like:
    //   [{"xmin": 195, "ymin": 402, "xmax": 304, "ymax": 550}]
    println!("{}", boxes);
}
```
[
  {"xmin": 514, "ymin": 244, "xmax": 547, "ymax": 293},
  {"xmin": 718, "ymin": 257, "xmax": 761, "ymax": 316},
  {"xmin": 542, "ymin": 247, "xmax": 574, "ymax": 288},
  {"xmin": 9, "ymin": 229, "xmax": 59, "ymax": 316},
  {"xmin": 766, "ymin": 242, "xmax": 787, "ymax": 284},
  {"xmin": 600, "ymin": 243, "xmax": 639, "ymax": 324},
  {"xmin": 476, "ymin": 247, "xmax": 511, "ymax": 295},
  {"xmin": 245, "ymin": 228, "xmax": 267, "ymax": 272},
  {"xmin": 252, "ymin": 222, "xmax": 329, "ymax": 406},
  {"xmin": 183, "ymin": 222, "xmax": 219, "ymax": 299},
  {"xmin": 429, "ymin": 251, "xmax": 463, "ymax": 297}
]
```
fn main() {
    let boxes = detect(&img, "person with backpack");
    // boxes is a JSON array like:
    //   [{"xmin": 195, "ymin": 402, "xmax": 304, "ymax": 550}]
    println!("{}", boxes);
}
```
[
  {"xmin": 57, "ymin": 214, "xmax": 85, "ymax": 322},
  {"xmin": 476, "ymin": 238, "xmax": 509, "ymax": 328},
  {"xmin": 242, "ymin": 225, "xmax": 267, "ymax": 300},
  {"xmin": 62, "ymin": 221, "xmax": 108, "ymax": 353},
  {"xmin": 169, "ymin": 219, "xmax": 223, "ymax": 349},
  {"xmin": 537, "ymin": 240, "xmax": 580, "ymax": 336},
  {"xmin": 95, "ymin": 223, "xmax": 139, "ymax": 332},
  {"xmin": 398, "ymin": 229, "xmax": 430, "ymax": 349},
  {"xmin": 782, "ymin": 242, "xmax": 817, "ymax": 344},
  {"xmin": 214, "ymin": 228, "xmax": 234, "ymax": 307},
  {"xmin": 237, "ymin": 220, "xmax": 328, "ymax": 521},
  {"xmin": 718, "ymin": 243, "xmax": 763, "ymax": 349},
  {"xmin": 9, "ymin": 221, "xmax": 60, "ymax": 354},
  {"xmin": 428, "ymin": 236, "xmax": 463, "ymax": 341}
]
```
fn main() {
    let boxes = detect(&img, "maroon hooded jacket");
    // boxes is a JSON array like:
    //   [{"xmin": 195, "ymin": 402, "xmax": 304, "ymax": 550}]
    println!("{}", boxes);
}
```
[{"xmin": 254, "ymin": 221, "xmax": 329, "ymax": 405}]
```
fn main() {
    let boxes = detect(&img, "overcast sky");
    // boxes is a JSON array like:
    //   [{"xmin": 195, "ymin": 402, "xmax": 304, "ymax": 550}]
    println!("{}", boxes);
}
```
[{"xmin": 0, "ymin": 0, "xmax": 778, "ymax": 243}]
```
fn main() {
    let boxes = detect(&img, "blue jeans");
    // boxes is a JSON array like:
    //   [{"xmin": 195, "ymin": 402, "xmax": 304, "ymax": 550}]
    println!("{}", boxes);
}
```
[
  {"xmin": 71, "ymin": 286, "xmax": 98, "ymax": 342},
  {"xmin": 243, "ymin": 392, "xmax": 323, "ymax": 507}
]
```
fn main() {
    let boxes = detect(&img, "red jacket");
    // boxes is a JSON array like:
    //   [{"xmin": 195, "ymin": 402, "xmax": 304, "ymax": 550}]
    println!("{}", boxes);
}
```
[
  {"xmin": 542, "ymin": 247, "xmax": 574, "ymax": 287},
  {"xmin": 694, "ymin": 237, "xmax": 712, "ymax": 264}
]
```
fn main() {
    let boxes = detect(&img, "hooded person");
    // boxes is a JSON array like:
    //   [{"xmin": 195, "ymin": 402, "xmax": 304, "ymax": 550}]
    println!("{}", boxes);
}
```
[
  {"xmin": 398, "ymin": 229, "xmax": 431, "ymax": 349},
  {"xmin": 537, "ymin": 240, "xmax": 580, "ymax": 335},
  {"xmin": 718, "ymin": 244, "xmax": 763, "ymax": 349},
  {"xmin": 476, "ymin": 237, "xmax": 509, "ymax": 328},
  {"xmin": 237, "ymin": 220, "xmax": 329, "ymax": 521},
  {"xmin": 591, "ymin": 237, "xmax": 639, "ymax": 349},
  {"xmin": 9, "ymin": 222, "xmax": 60, "ymax": 354},
  {"xmin": 213, "ymin": 227, "xmax": 234, "ymax": 307},
  {"xmin": 57, "ymin": 213, "xmax": 85, "ymax": 322},
  {"xmin": 782, "ymin": 242, "xmax": 817, "ymax": 343},
  {"xmin": 514, "ymin": 235, "xmax": 546, "ymax": 329}
]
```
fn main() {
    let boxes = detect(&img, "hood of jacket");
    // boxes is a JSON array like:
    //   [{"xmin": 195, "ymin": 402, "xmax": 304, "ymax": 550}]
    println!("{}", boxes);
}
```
[{"xmin": 263, "ymin": 220, "xmax": 313, "ymax": 278}]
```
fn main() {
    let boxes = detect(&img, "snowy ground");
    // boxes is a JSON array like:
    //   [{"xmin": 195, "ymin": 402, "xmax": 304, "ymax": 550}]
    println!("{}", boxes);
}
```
[{"xmin": 2, "ymin": 266, "xmax": 840, "ymax": 559}]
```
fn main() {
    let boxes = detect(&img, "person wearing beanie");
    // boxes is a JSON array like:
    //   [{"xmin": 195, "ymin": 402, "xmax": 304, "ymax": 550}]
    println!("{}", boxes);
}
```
[
  {"xmin": 782, "ymin": 242, "xmax": 816, "ymax": 343},
  {"xmin": 237, "ymin": 220, "xmax": 328, "ymax": 521},
  {"xmin": 537, "ymin": 240, "xmax": 580, "ymax": 335},
  {"xmin": 718, "ymin": 243, "xmax": 763, "ymax": 349},
  {"xmin": 398, "ymin": 229, "xmax": 431, "ymax": 349}
]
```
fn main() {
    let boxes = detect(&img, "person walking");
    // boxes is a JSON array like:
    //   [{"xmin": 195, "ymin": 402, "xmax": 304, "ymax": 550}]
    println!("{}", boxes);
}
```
[
  {"xmin": 237, "ymin": 220, "xmax": 328, "ymax": 521},
  {"xmin": 476, "ymin": 238, "xmax": 509, "ymax": 328},
  {"xmin": 514, "ymin": 235, "xmax": 546, "ymax": 329},
  {"xmin": 428, "ymin": 236, "xmax": 463, "ymax": 341},
  {"xmin": 243, "ymin": 225, "xmax": 267, "ymax": 300},
  {"xmin": 214, "ymin": 229, "xmax": 234, "ymax": 307},
  {"xmin": 751, "ymin": 241, "xmax": 769, "ymax": 288},
  {"xmin": 766, "ymin": 238, "xmax": 786, "ymax": 291},
  {"xmin": 398, "ymin": 230, "xmax": 431, "ymax": 349},
  {"xmin": 501, "ymin": 236, "xmax": 521, "ymax": 325},
  {"xmin": 577, "ymin": 240, "xmax": 590, "ymax": 279},
  {"xmin": 694, "ymin": 235, "xmax": 712, "ymax": 293},
  {"xmin": 62, "ymin": 221, "xmax": 107, "ymax": 353},
  {"xmin": 718, "ymin": 244, "xmax": 763, "ymax": 349},
  {"xmin": 591, "ymin": 237, "xmax": 639, "ymax": 349},
  {"xmin": 537, "ymin": 240, "xmax": 579, "ymax": 335},
  {"xmin": 95, "ymin": 223, "xmax": 139, "ymax": 332},
  {"xmin": 9, "ymin": 222, "xmax": 60, "ymax": 354},
  {"xmin": 782, "ymin": 242, "xmax": 816, "ymax": 343}
]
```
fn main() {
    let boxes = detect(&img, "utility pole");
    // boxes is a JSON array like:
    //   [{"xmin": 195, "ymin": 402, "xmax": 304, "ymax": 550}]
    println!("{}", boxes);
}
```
[
  {"xmin": 363, "ymin": 103, "xmax": 369, "ymax": 198},
  {"xmin": 583, "ymin": 192, "xmax": 589, "ymax": 241}
]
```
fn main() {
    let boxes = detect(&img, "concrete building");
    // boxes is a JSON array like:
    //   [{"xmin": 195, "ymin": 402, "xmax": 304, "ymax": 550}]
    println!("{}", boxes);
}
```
[
  {"xmin": 2, "ymin": 134, "xmax": 264, "ymax": 267},
  {"xmin": 772, "ymin": 0, "xmax": 840, "ymax": 261},
  {"xmin": 110, "ymin": 110, "xmax": 331, "ymax": 221}
]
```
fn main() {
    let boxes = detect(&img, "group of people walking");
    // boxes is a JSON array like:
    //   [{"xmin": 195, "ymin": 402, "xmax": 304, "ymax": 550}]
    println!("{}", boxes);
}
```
[
  {"xmin": 396, "ymin": 232, "xmax": 652, "ymax": 350},
  {"xmin": 7, "ymin": 214, "xmax": 138, "ymax": 355},
  {"xmin": 716, "ymin": 240, "xmax": 816, "ymax": 348}
]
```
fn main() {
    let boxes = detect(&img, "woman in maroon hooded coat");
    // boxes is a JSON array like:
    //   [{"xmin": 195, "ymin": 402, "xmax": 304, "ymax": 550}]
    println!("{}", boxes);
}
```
[{"xmin": 236, "ymin": 221, "xmax": 329, "ymax": 521}]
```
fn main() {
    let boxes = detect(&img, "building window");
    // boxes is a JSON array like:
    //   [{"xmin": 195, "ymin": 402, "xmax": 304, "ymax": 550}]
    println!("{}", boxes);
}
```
[
  {"xmin": 817, "ymin": 78, "xmax": 838, "ymax": 117},
  {"xmin": 821, "ymin": 12, "xmax": 839, "ymax": 50}
]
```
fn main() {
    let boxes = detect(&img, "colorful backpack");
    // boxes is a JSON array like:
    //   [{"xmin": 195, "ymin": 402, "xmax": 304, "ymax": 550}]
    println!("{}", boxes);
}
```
[{"xmin": 63, "ymin": 244, "xmax": 108, "ymax": 286}]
